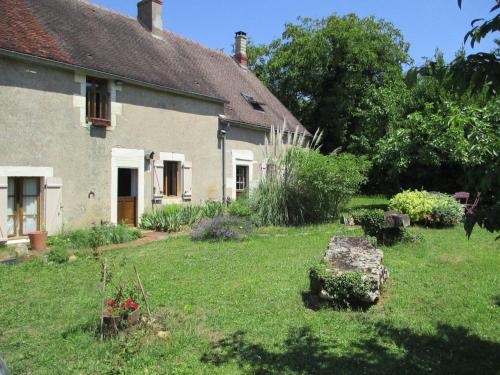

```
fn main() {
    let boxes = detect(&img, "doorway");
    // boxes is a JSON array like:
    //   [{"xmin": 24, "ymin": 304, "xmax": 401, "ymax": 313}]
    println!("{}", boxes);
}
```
[
  {"xmin": 117, "ymin": 168, "xmax": 137, "ymax": 226},
  {"xmin": 7, "ymin": 177, "xmax": 41, "ymax": 237}
]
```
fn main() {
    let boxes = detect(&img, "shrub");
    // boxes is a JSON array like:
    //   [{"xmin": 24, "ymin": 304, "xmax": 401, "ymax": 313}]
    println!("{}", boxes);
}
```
[
  {"xmin": 350, "ymin": 209, "xmax": 368, "ymax": 224},
  {"xmin": 51, "ymin": 224, "xmax": 142, "ymax": 249},
  {"xmin": 201, "ymin": 201, "xmax": 226, "ymax": 219},
  {"xmin": 141, "ymin": 206, "xmax": 183, "ymax": 232},
  {"xmin": 227, "ymin": 199, "xmax": 252, "ymax": 217},
  {"xmin": 141, "ymin": 204, "xmax": 199, "ymax": 232},
  {"xmin": 141, "ymin": 202, "xmax": 227, "ymax": 232},
  {"xmin": 431, "ymin": 194, "xmax": 463, "ymax": 227},
  {"xmin": 355, "ymin": 209, "xmax": 405, "ymax": 245},
  {"xmin": 251, "ymin": 177, "xmax": 296, "ymax": 226},
  {"xmin": 294, "ymin": 151, "xmax": 371, "ymax": 223},
  {"xmin": 389, "ymin": 190, "xmax": 463, "ymax": 227},
  {"xmin": 191, "ymin": 216, "xmax": 253, "ymax": 241},
  {"xmin": 47, "ymin": 247, "xmax": 69, "ymax": 264},
  {"xmin": 389, "ymin": 190, "xmax": 435, "ymax": 223},
  {"xmin": 309, "ymin": 264, "xmax": 371, "ymax": 308},
  {"xmin": 355, "ymin": 209, "xmax": 385, "ymax": 237},
  {"xmin": 251, "ymin": 148, "xmax": 371, "ymax": 226}
]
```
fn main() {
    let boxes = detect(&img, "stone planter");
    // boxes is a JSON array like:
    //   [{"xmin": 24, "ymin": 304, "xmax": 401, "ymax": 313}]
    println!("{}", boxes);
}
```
[{"xmin": 28, "ymin": 231, "xmax": 48, "ymax": 251}]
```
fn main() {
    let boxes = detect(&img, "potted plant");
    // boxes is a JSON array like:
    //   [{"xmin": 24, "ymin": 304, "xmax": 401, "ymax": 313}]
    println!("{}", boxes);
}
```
[
  {"xmin": 28, "ymin": 225, "xmax": 48, "ymax": 251},
  {"xmin": 102, "ymin": 284, "xmax": 142, "ymax": 333}
]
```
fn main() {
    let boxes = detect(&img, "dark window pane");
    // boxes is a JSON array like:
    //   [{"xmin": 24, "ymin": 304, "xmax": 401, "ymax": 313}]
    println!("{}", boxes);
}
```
[
  {"xmin": 164, "ymin": 161, "xmax": 179, "ymax": 197},
  {"xmin": 85, "ymin": 77, "xmax": 110, "ymax": 121}
]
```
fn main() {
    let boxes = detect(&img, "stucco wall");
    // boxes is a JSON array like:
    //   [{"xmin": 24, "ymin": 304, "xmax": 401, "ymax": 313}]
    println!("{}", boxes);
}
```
[
  {"xmin": 225, "ymin": 125, "xmax": 268, "ymax": 198},
  {"xmin": 0, "ymin": 56, "xmax": 269, "ymax": 230}
]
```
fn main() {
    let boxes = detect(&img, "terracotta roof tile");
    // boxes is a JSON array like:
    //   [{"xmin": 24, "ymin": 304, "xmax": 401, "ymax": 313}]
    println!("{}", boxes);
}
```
[{"xmin": 0, "ymin": 0, "xmax": 73, "ymax": 64}]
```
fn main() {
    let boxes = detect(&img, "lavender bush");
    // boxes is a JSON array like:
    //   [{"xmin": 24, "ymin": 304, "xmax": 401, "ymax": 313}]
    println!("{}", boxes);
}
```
[{"xmin": 191, "ymin": 216, "xmax": 254, "ymax": 241}]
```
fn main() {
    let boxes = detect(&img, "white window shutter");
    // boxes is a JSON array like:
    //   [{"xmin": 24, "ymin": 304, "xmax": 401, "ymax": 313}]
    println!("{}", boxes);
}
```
[
  {"xmin": 45, "ymin": 177, "xmax": 63, "ymax": 235},
  {"xmin": 182, "ymin": 161, "xmax": 192, "ymax": 200},
  {"xmin": 153, "ymin": 160, "xmax": 164, "ymax": 197}
]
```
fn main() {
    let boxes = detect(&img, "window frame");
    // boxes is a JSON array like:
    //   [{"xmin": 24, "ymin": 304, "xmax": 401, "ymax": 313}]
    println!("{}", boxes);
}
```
[
  {"xmin": 235, "ymin": 165, "xmax": 249, "ymax": 198},
  {"xmin": 86, "ymin": 76, "xmax": 111, "ymax": 126},
  {"xmin": 241, "ymin": 93, "xmax": 265, "ymax": 112},
  {"xmin": 7, "ymin": 177, "xmax": 41, "ymax": 237}
]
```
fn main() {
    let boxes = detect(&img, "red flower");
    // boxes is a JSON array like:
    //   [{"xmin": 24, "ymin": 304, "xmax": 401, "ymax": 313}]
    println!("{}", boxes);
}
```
[
  {"xmin": 120, "ymin": 298, "xmax": 139, "ymax": 311},
  {"xmin": 125, "ymin": 298, "xmax": 139, "ymax": 310},
  {"xmin": 107, "ymin": 300, "xmax": 117, "ymax": 308},
  {"xmin": 129, "ymin": 302, "xmax": 139, "ymax": 310}
]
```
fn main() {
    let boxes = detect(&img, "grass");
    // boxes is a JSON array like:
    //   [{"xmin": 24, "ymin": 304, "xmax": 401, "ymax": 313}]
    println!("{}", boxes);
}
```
[
  {"xmin": 348, "ymin": 195, "xmax": 390, "ymax": 211},
  {"xmin": 0, "ymin": 197, "xmax": 499, "ymax": 374},
  {"xmin": 0, "ymin": 245, "xmax": 15, "ymax": 262}
]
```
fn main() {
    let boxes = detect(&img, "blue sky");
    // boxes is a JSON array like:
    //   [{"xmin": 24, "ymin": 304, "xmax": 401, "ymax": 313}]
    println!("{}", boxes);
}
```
[{"xmin": 93, "ymin": 0, "xmax": 497, "ymax": 66}]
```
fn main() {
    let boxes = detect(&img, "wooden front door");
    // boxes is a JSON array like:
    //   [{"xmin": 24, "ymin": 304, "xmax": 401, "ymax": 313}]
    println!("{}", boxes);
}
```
[
  {"xmin": 117, "ymin": 168, "xmax": 137, "ymax": 227},
  {"xmin": 7, "ymin": 177, "xmax": 40, "ymax": 237},
  {"xmin": 117, "ymin": 196, "xmax": 137, "ymax": 227}
]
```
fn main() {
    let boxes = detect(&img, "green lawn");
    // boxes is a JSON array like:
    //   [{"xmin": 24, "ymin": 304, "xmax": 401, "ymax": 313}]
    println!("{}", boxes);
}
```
[{"xmin": 0, "ymin": 198, "xmax": 499, "ymax": 374}]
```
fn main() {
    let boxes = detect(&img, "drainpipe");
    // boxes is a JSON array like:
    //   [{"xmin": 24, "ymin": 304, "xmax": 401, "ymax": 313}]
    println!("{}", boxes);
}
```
[{"xmin": 218, "ymin": 115, "xmax": 229, "ymax": 204}]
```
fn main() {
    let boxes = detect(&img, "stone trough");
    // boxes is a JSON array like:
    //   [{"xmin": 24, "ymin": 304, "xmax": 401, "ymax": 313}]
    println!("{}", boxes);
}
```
[{"xmin": 320, "ymin": 236, "xmax": 389, "ymax": 304}]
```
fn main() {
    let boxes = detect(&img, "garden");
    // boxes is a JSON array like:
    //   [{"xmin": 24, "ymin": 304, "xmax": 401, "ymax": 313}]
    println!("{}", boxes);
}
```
[
  {"xmin": 0, "ymin": 196, "xmax": 498, "ymax": 374},
  {"xmin": 1, "ymin": 127, "xmax": 499, "ymax": 373},
  {"xmin": 2, "ymin": 2, "xmax": 500, "ymax": 373}
]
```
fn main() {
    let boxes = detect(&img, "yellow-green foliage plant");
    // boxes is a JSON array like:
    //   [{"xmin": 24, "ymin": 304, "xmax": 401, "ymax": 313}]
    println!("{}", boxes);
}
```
[
  {"xmin": 389, "ymin": 190, "xmax": 437, "ymax": 223},
  {"xmin": 390, "ymin": 190, "xmax": 464, "ymax": 227}
]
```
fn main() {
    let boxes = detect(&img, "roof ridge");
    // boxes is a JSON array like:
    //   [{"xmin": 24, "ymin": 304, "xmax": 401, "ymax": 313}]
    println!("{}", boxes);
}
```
[
  {"xmin": 70, "ymin": 0, "xmax": 237, "ymax": 64},
  {"xmin": 70, "ymin": 0, "xmax": 138, "ymax": 22},
  {"xmin": 161, "ymin": 29, "xmax": 237, "ymax": 63}
]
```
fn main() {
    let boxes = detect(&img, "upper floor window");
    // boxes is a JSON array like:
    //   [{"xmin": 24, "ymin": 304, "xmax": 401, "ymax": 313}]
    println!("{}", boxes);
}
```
[{"xmin": 86, "ymin": 77, "xmax": 111, "ymax": 126}]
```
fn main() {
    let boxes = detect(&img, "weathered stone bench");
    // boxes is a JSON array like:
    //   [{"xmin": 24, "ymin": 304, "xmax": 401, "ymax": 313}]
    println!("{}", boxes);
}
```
[
  {"xmin": 318, "ymin": 236, "xmax": 389, "ymax": 304},
  {"xmin": 384, "ymin": 211, "xmax": 410, "ymax": 228},
  {"xmin": 342, "ymin": 211, "xmax": 410, "ymax": 228}
]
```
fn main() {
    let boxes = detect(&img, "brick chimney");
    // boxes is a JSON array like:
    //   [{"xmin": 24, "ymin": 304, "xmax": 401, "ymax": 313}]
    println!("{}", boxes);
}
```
[
  {"xmin": 235, "ymin": 31, "xmax": 248, "ymax": 67},
  {"xmin": 137, "ymin": 0, "xmax": 163, "ymax": 36}
]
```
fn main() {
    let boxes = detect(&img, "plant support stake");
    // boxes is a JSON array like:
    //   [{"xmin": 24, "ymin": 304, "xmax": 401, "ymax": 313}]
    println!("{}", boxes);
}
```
[
  {"xmin": 100, "ymin": 258, "xmax": 108, "ymax": 341},
  {"xmin": 134, "ymin": 265, "xmax": 152, "ymax": 320}
]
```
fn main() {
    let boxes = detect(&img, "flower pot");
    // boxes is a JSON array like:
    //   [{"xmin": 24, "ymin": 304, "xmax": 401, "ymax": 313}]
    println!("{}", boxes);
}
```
[
  {"xmin": 28, "ymin": 231, "xmax": 48, "ymax": 251},
  {"xmin": 127, "ymin": 307, "xmax": 141, "ymax": 325},
  {"xmin": 103, "ymin": 306, "xmax": 141, "ymax": 333}
]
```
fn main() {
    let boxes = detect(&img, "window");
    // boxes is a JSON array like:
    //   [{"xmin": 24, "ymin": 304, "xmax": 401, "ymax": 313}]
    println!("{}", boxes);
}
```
[
  {"xmin": 164, "ymin": 161, "xmax": 180, "ymax": 197},
  {"xmin": 241, "ymin": 93, "xmax": 265, "ymax": 112},
  {"xmin": 236, "ymin": 165, "xmax": 249, "ymax": 199},
  {"xmin": 7, "ymin": 177, "xmax": 40, "ymax": 237},
  {"xmin": 86, "ymin": 77, "xmax": 111, "ymax": 126}
]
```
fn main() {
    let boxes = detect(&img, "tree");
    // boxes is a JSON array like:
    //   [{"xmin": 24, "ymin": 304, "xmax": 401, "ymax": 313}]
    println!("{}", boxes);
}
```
[
  {"xmin": 458, "ymin": 0, "xmax": 500, "ymax": 47},
  {"xmin": 457, "ymin": 0, "xmax": 500, "ymax": 237},
  {"xmin": 248, "ymin": 15, "xmax": 411, "ymax": 154}
]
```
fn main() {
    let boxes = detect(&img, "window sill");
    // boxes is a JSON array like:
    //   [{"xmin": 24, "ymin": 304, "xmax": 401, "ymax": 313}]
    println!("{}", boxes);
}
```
[{"xmin": 89, "ymin": 118, "xmax": 111, "ymax": 127}]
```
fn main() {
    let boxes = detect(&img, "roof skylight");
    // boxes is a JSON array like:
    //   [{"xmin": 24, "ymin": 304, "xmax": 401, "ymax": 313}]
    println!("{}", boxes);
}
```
[{"xmin": 241, "ymin": 93, "xmax": 265, "ymax": 112}]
